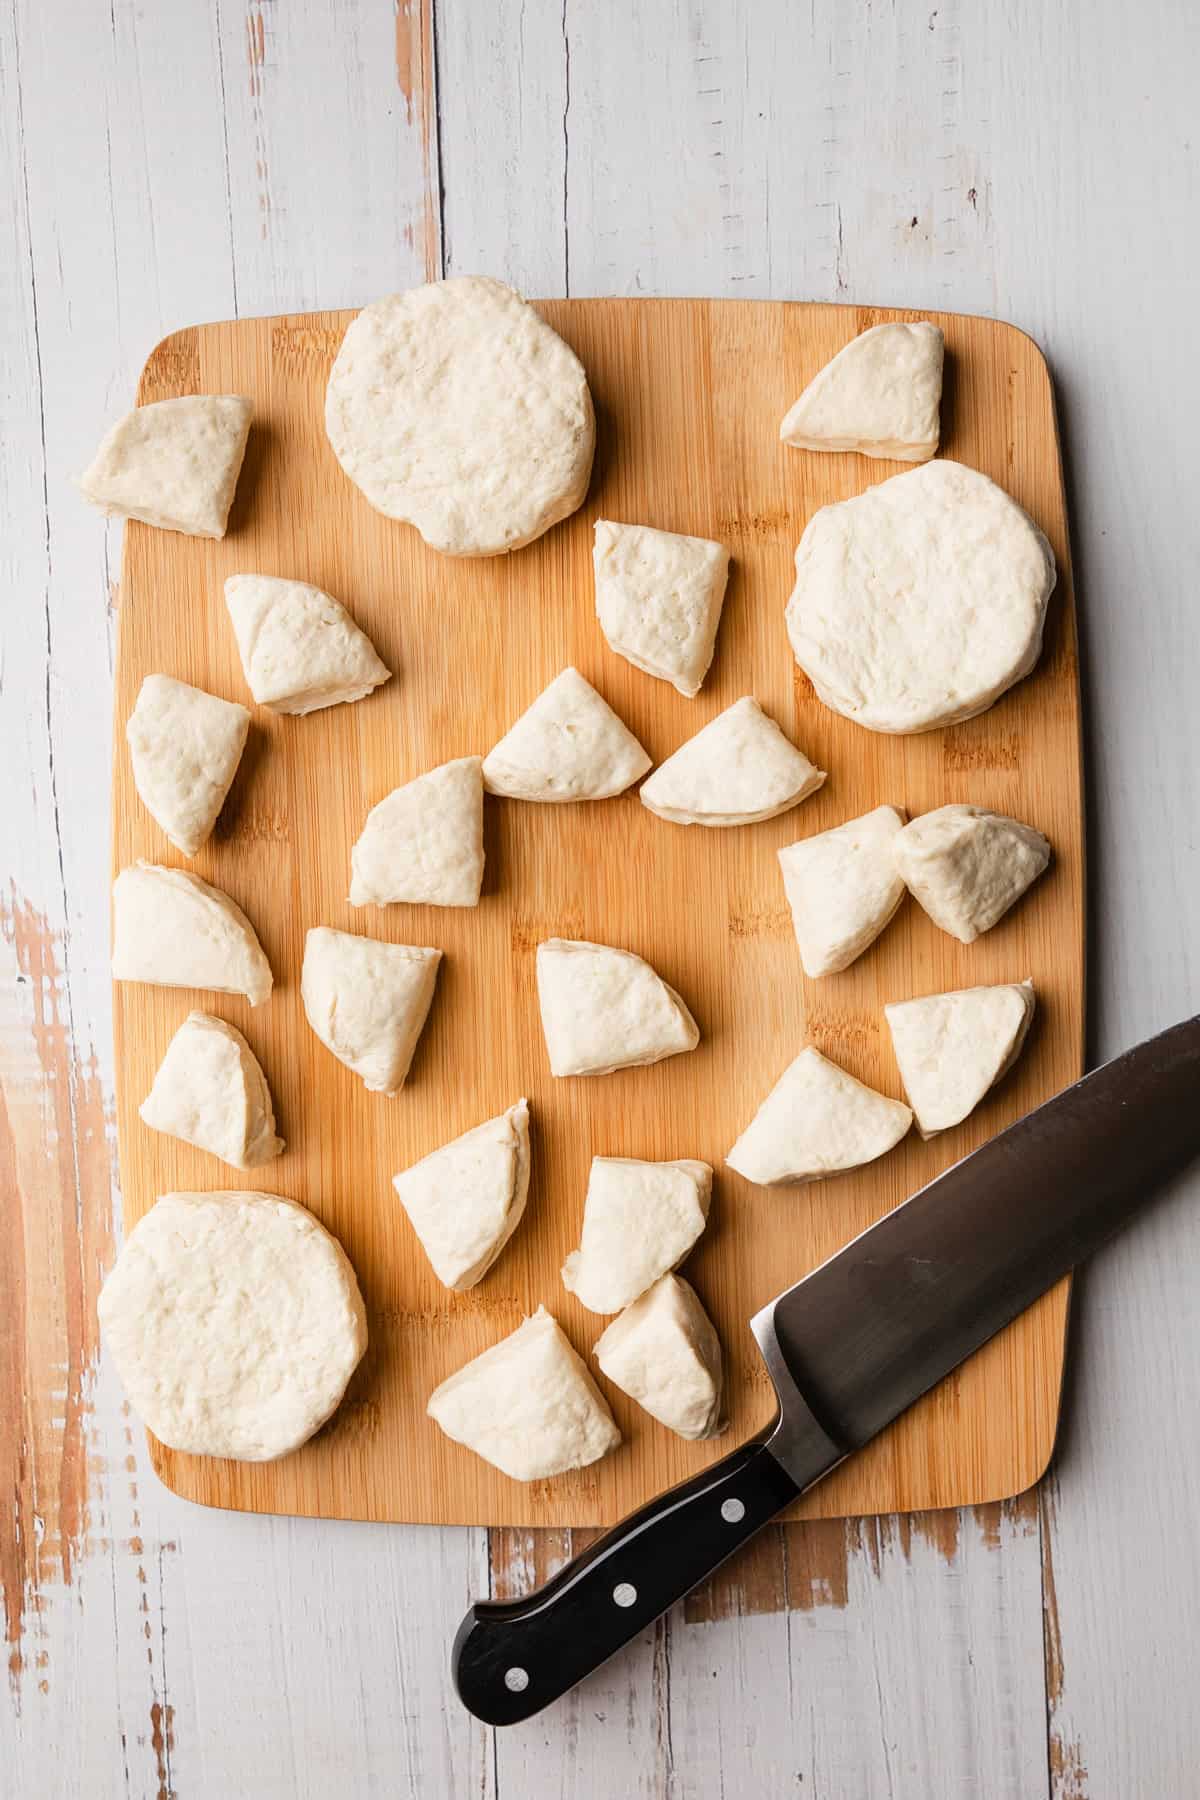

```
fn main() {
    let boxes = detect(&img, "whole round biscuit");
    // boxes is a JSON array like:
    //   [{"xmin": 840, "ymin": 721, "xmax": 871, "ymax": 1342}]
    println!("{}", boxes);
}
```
[
  {"xmin": 326, "ymin": 277, "xmax": 595, "ymax": 557},
  {"xmin": 98, "ymin": 1191, "xmax": 368, "ymax": 1461},
  {"xmin": 785, "ymin": 460, "xmax": 1056, "ymax": 734}
]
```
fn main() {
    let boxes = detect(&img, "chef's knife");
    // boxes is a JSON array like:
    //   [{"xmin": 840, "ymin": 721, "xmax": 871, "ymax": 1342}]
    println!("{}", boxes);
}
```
[{"xmin": 453, "ymin": 1013, "xmax": 1200, "ymax": 1725}]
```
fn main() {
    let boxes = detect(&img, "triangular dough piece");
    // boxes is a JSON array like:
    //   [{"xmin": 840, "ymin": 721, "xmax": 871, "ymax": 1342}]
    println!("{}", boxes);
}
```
[
  {"xmin": 394, "ymin": 1100, "xmax": 530, "ymax": 1290},
  {"xmin": 350, "ymin": 757, "xmax": 484, "ymax": 908},
  {"xmin": 301, "ymin": 926, "xmax": 441, "ymax": 1094},
  {"xmin": 894, "ymin": 805, "xmax": 1052, "ymax": 943},
  {"xmin": 886, "ymin": 979, "xmax": 1036, "ymax": 1138},
  {"xmin": 594, "ymin": 1274, "xmax": 725, "ymax": 1440},
  {"xmin": 561, "ymin": 1157, "xmax": 712, "ymax": 1313},
  {"xmin": 112, "ymin": 863, "xmax": 273, "ymax": 1006},
  {"xmin": 727, "ymin": 1045, "xmax": 912, "ymax": 1186},
  {"xmin": 778, "ymin": 804, "xmax": 907, "ymax": 977},
  {"xmin": 139, "ymin": 1011, "xmax": 283, "ymax": 1169},
  {"xmin": 593, "ymin": 520, "xmax": 730, "ymax": 697},
  {"xmin": 640, "ymin": 696, "xmax": 825, "ymax": 827},
  {"xmin": 427, "ymin": 1306, "xmax": 621, "ymax": 1481},
  {"xmin": 780, "ymin": 321, "xmax": 944, "ymax": 462},
  {"xmin": 536, "ymin": 938, "xmax": 699, "ymax": 1077},
  {"xmin": 126, "ymin": 674, "xmax": 250, "ymax": 856},
  {"xmin": 482, "ymin": 666, "xmax": 651, "ymax": 802},
  {"xmin": 224, "ymin": 575, "xmax": 391, "ymax": 715},
  {"xmin": 79, "ymin": 394, "xmax": 253, "ymax": 538}
]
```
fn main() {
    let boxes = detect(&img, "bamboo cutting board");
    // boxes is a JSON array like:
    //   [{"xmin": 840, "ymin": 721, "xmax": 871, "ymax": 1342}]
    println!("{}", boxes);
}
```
[{"xmin": 111, "ymin": 298, "xmax": 1083, "ymax": 1527}]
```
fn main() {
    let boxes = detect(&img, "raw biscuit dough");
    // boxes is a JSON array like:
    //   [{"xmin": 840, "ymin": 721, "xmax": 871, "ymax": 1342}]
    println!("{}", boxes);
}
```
[
  {"xmin": 98, "ymin": 1190, "xmax": 366, "ymax": 1460},
  {"xmin": 426, "ymin": 1306, "xmax": 621, "ymax": 1481},
  {"xmin": 393, "ymin": 1100, "xmax": 530, "ymax": 1290},
  {"xmin": 112, "ymin": 862, "xmax": 273, "ymax": 1006},
  {"xmin": 727, "ymin": 1045, "xmax": 912, "ymax": 1186},
  {"xmin": 536, "ymin": 938, "xmax": 699, "ymax": 1077},
  {"xmin": 594, "ymin": 1274, "xmax": 725, "ymax": 1440},
  {"xmin": 79, "ymin": 394, "xmax": 252, "ymax": 538},
  {"xmin": 326, "ymin": 277, "xmax": 595, "ymax": 556},
  {"xmin": 224, "ymin": 574, "xmax": 390, "ymax": 715},
  {"xmin": 301, "ymin": 926, "xmax": 441, "ymax": 1094},
  {"xmin": 139, "ymin": 1011, "xmax": 283, "ymax": 1169},
  {"xmin": 894, "ymin": 805, "xmax": 1052, "ymax": 943},
  {"xmin": 780, "ymin": 321, "xmax": 944, "ymax": 462},
  {"xmin": 350, "ymin": 756, "xmax": 484, "ymax": 908},
  {"xmin": 786, "ymin": 460, "xmax": 1057, "ymax": 734},
  {"xmin": 592, "ymin": 519, "xmax": 730, "ymax": 697},
  {"xmin": 639, "ymin": 696, "xmax": 826, "ymax": 827},
  {"xmin": 561, "ymin": 1156, "xmax": 713, "ymax": 1314},
  {"xmin": 482, "ymin": 667, "xmax": 651, "ymax": 802},
  {"xmin": 885, "ymin": 978, "xmax": 1036, "ymax": 1137},
  {"xmin": 778, "ymin": 804, "xmax": 908, "ymax": 977},
  {"xmin": 126, "ymin": 674, "xmax": 250, "ymax": 856}
]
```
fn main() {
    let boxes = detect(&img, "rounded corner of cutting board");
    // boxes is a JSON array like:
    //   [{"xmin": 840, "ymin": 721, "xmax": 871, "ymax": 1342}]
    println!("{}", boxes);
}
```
[{"xmin": 110, "ymin": 296, "xmax": 1085, "ymax": 1532}]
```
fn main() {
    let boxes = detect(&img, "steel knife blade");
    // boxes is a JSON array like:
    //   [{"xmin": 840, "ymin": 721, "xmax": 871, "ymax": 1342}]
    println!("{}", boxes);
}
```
[{"xmin": 453, "ymin": 1013, "xmax": 1200, "ymax": 1725}]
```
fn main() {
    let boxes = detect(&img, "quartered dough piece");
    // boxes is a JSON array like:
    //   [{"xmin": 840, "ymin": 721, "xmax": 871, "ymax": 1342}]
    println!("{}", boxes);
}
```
[
  {"xmin": 393, "ymin": 1100, "xmax": 530, "ymax": 1291},
  {"xmin": 786, "ymin": 461, "xmax": 1057, "ymax": 734},
  {"xmin": 780, "ymin": 321, "xmax": 944, "ymax": 462},
  {"xmin": 593, "ymin": 520, "xmax": 731, "ymax": 697},
  {"xmin": 139, "ymin": 1011, "xmax": 283, "ymax": 1170},
  {"xmin": 79, "ymin": 395, "xmax": 252, "ymax": 538},
  {"xmin": 301, "ymin": 926, "xmax": 441, "ymax": 1094},
  {"xmin": 727, "ymin": 1045, "xmax": 912, "ymax": 1186},
  {"xmin": 885, "ymin": 979, "xmax": 1036, "ymax": 1138},
  {"xmin": 561, "ymin": 1156, "xmax": 713, "ymax": 1314},
  {"xmin": 778, "ymin": 804, "xmax": 907, "ymax": 977},
  {"xmin": 427, "ymin": 1306, "xmax": 621, "ymax": 1481},
  {"xmin": 639, "ymin": 696, "xmax": 826, "ymax": 827},
  {"xmin": 482, "ymin": 666, "xmax": 651, "ymax": 802},
  {"xmin": 350, "ymin": 757, "xmax": 484, "ymax": 908},
  {"xmin": 126, "ymin": 674, "xmax": 250, "ymax": 856},
  {"xmin": 894, "ymin": 805, "xmax": 1052, "ymax": 944},
  {"xmin": 594, "ymin": 1274, "xmax": 725, "ymax": 1440},
  {"xmin": 326, "ymin": 277, "xmax": 595, "ymax": 557},
  {"xmin": 536, "ymin": 938, "xmax": 699, "ymax": 1077},
  {"xmin": 224, "ymin": 574, "xmax": 391, "ymax": 715},
  {"xmin": 112, "ymin": 862, "xmax": 273, "ymax": 1006},
  {"xmin": 98, "ymin": 1190, "xmax": 366, "ymax": 1461}
]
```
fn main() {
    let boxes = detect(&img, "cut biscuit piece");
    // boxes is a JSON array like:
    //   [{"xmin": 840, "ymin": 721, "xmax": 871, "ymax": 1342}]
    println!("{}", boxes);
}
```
[
  {"xmin": 139, "ymin": 1011, "xmax": 283, "ymax": 1170},
  {"xmin": 786, "ymin": 460, "xmax": 1056, "ymax": 735},
  {"xmin": 594, "ymin": 1274, "xmax": 725, "ymax": 1440},
  {"xmin": 427, "ymin": 1306, "xmax": 621, "ymax": 1481},
  {"xmin": 350, "ymin": 756, "xmax": 484, "ymax": 908},
  {"xmin": 224, "ymin": 574, "xmax": 390, "ymax": 715},
  {"xmin": 778, "ymin": 804, "xmax": 908, "ymax": 977},
  {"xmin": 727, "ymin": 1045, "xmax": 912, "ymax": 1186},
  {"xmin": 639, "ymin": 696, "xmax": 825, "ymax": 827},
  {"xmin": 482, "ymin": 666, "xmax": 651, "ymax": 802},
  {"xmin": 561, "ymin": 1156, "xmax": 713, "ymax": 1314},
  {"xmin": 112, "ymin": 862, "xmax": 273, "ymax": 1006},
  {"xmin": 394, "ymin": 1099, "xmax": 530, "ymax": 1291},
  {"xmin": 780, "ymin": 321, "xmax": 944, "ymax": 462},
  {"xmin": 79, "ymin": 394, "xmax": 252, "ymax": 538},
  {"xmin": 98, "ymin": 1190, "xmax": 366, "ymax": 1461},
  {"xmin": 894, "ymin": 805, "xmax": 1052, "ymax": 944},
  {"xmin": 536, "ymin": 938, "xmax": 699, "ymax": 1077},
  {"xmin": 301, "ymin": 925, "xmax": 441, "ymax": 1095},
  {"xmin": 885, "ymin": 979, "xmax": 1036, "ymax": 1138},
  {"xmin": 126, "ymin": 674, "xmax": 250, "ymax": 856},
  {"xmin": 593, "ymin": 519, "xmax": 730, "ymax": 697}
]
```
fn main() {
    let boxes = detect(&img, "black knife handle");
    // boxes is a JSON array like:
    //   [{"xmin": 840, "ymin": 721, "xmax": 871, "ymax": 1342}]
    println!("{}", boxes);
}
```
[{"xmin": 453, "ymin": 1435, "xmax": 803, "ymax": 1726}]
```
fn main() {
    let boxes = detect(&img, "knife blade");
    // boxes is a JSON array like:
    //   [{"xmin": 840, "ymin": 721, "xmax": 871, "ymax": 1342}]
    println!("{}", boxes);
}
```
[{"xmin": 453, "ymin": 1013, "xmax": 1200, "ymax": 1725}]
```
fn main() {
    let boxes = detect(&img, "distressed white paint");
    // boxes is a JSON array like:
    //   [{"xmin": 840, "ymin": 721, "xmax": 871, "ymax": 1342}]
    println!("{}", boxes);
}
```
[{"xmin": 3, "ymin": 0, "xmax": 1199, "ymax": 1794}]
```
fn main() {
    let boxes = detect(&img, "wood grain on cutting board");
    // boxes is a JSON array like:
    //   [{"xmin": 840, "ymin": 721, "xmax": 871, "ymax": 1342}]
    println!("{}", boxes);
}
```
[{"xmin": 110, "ymin": 298, "xmax": 1082, "ymax": 1526}]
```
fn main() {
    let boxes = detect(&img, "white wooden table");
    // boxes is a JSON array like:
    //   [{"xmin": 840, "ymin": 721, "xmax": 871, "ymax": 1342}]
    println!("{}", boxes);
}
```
[{"xmin": 3, "ymin": 3, "xmax": 1197, "ymax": 1794}]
